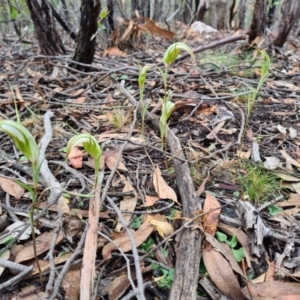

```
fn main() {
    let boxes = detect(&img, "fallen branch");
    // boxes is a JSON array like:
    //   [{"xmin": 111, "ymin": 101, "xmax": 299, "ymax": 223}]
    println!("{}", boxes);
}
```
[{"xmin": 117, "ymin": 83, "xmax": 202, "ymax": 299}]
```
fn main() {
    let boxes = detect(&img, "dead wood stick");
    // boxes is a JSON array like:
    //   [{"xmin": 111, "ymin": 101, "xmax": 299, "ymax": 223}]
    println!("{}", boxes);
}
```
[
  {"xmin": 156, "ymin": 34, "xmax": 246, "ymax": 68},
  {"xmin": 117, "ymin": 83, "xmax": 202, "ymax": 300},
  {"xmin": 173, "ymin": 34, "xmax": 247, "ymax": 64}
]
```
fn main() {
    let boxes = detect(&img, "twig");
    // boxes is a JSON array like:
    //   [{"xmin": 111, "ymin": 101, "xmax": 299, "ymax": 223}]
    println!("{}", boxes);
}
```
[
  {"xmin": 0, "ymin": 265, "xmax": 33, "ymax": 290},
  {"xmin": 80, "ymin": 170, "xmax": 104, "ymax": 300},
  {"xmin": 48, "ymin": 222, "xmax": 88, "ymax": 300},
  {"xmin": 0, "ymin": 202, "xmax": 54, "ymax": 257},
  {"xmin": 256, "ymin": 195, "xmax": 284, "ymax": 213},
  {"xmin": 105, "ymin": 201, "xmax": 174, "ymax": 215},
  {"xmin": 121, "ymin": 282, "xmax": 153, "ymax": 300},
  {"xmin": 98, "ymin": 231, "xmax": 136, "ymax": 293},
  {"xmin": 106, "ymin": 196, "xmax": 145, "ymax": 300},
  {"xmin": 45, "ymin": 225, "xmax": 61, "ymax": 297},
  {"xmin": 38, "ymin": 111, "xmax": 63, "ymax": 205},
  {"xmin": 170, "ymin": 35, "xmax": 247, "ymax": 65}
]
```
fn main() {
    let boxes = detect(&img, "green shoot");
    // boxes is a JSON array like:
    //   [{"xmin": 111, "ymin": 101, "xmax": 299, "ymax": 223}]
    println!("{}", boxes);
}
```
[
  {"xmin": 0, "ymin": 120, "xmax": 42, "ymax": 278},
  {"xmin": 215, "ymin": 231, "xmax": 245, "ymax": 262},
  {"xmin": 66, "ymin": 134, "xmax": 102, "ymax": 186},
  {"xmin": 162, "ymin": 42, "xmax": 194, "ymax": 91},
  {"xmin": 138, "ymin": 65, "xmax": 150, "ymax": 136},
  {"xmin": 159, "ymin": 93, "xmax": 175, "ymax": 145}
]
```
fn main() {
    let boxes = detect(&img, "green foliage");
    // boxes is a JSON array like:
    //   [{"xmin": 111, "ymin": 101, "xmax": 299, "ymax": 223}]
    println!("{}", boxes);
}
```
[
  {"xmin": 215, "ymin": 231, "xmax": 245, "ymax": 262},
  {"xmin": 10, "ymin": 6, "xmax": 18, "ymax": 20},
  {"xmin": 238, "ymin": 162, "xmax": 281, "ymax": 204},
  {"xmin": 0, "ymin": 119, "xmax": 42, "ymax": 276},
  {"xmin": 159, "ymin": 93, "xmax": 175, "ymax": 144},
  {"xmin": 137, "ymin": 42, "xmax": 193, "ymax": 145},
  {"xmin": 163, "ymin": 42, "xmax": 194, "ymax": 67},
  {"xmin": 152, "ymin": 264, "xmax": 174, "ymax": 289},
  {"xmin": 0, "ymin": 120, "xmax": 39, "ymax": 164},
  {"xmin": 267, "ymin": 204, "xmax": 283, "ymax": 216},
  {"xmin": 130, "ymin": 216, "xmax": 142, "ymax": 229},
  {"xmin": 109, "ymin": 109, "xmax": 129, "ymax": 129},
  {"xmin": 138, "ymin": 237, "xmax": 155, "ymax": 252},
  {"xmin": 138, "ymin": 65, "xmax": 150, "ymax": 136},
  {"xmin": 99, "ymin": 8, "xmax": 108, "ymax": 20},
  {"xmin": 247, "ymin": 48, "xmax": 270, "ymax": 118},
  {"xmin": 66, "ymin": 133, "xmax": 102, "ymax": 185}
]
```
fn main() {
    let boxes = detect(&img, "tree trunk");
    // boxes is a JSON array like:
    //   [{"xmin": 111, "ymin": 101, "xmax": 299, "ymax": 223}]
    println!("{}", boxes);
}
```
[
  {"xmin": 71, "ymin": 0, "xmax": 101, "ymax": 71},
  {"xmin": 25, "ymin": 0, "xmax": 65, "ymax": 55},
  {"xmin": 196, "ymin": 0, "xmax": 208, "ymax": 22},
  {"xmin": 107, "ymin": 0, "xmax": 114, "ymax": 32},
  {"xmin": 273, "ymin": 0, "xmax": 300, "ymax": 47},
  {"xmin": 248, "ymin": 0, "xmax": 267, "ymax": 43},
  {"xmin": 203, "ymin": 0, "xmax": 234, "ymax": 30}
]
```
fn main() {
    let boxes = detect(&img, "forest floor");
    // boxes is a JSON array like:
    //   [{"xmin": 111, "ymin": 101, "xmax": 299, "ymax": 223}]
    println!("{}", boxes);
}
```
[{"xmin": 1, "ymin": 23, "xmax": 300, "ymax": 300}]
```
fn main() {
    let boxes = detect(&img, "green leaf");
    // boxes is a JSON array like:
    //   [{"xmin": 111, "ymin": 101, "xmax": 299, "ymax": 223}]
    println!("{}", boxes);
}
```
[
  {"xmin": 1, "ymin": 235, "xmax": 14, "ymax": 245},
  {"xmin": 267, "ymin": 204, "xmax": 283, "ymax": 216},
  {"xmin": 10, "ymin": 7, "xmax": 18, "ymax": 20},
  {"xmin": 227, "ymin": 235, "xmax": 238, "ymax": 248},
  {"xmin": 99, "ymin": 8, "xmax": 108, "ymax": 20},
  {"xmin": 138, "ymin": 237, "xmax": 154, "ymax": 252},
  {"xmin": 215, "ymin": 231, "xmax": 228, "ymax": 242},
  {"xmin": 138, "ymin": 66, "xmax": 150, "ymax": 89},
  {"xmin": 66, "ymin": 134, "xmax": 101, "ymax": 160},
  {"xmin": 0, "ymin": 120, "xmax": 39, "ymax": 163},
  {"xmin": 163, "ymin": 42, "xmax": 194, "ymax": 67},
  {"xmin": 130, "ymin": 216, "xmax": 142, "ymax": 229},
  {"xmin": 231, "ymin": 247, "xmax": 245, "ymax": 262}
]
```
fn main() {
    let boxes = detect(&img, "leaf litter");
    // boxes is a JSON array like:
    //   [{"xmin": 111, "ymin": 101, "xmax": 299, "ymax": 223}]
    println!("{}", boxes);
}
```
[{"xmin": 1, "ymin": 18, "xmax": 300, "ymax": 300}]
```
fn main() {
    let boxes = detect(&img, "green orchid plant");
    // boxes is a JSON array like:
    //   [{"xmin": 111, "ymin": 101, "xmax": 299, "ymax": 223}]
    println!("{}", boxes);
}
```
[
  {"xmin": 0, "ymin": 120, "xmax": 41, "ymax": 274},
  {"xmin": 66, "ymin": 133, "xmax": 102, "ymax": 188},
  {"xmin": 138, "ymin": 65, "xmax": 150, "ymax": 136},
  {"xmin": 160, "ymin": 42, "xmax": 194, "ymax": 145}
]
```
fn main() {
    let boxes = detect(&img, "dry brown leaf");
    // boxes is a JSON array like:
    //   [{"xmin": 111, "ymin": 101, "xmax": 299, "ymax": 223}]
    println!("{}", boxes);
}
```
[
  {"xmin": 205, "ymin": 233, "xmax": 245, "ymax": 278},
  {"xmin": 115, "ymin": 180, "xmax": 137, "ymax": 232},
  {"xmin": 62, "ymin": 270, "xmax": 81, "ymax": 300},
  {"xmin": 96, "ymin": 132, "xmax": 128, "ymax": 143},
  {"xmin": 74, "ymin": 96, "xmax": 86, "ymax": 103},
  {"xmin": 105, "ymin": 47, "xmax": 127, "ymax": 57},
  {"xmin": 102, "ymin": 267, "xmax": 136, "ymax": 300},
  {"xmin": 236, "ymin": 149, "xmax": 252, "ymax": 159},
  {"xmin": 242, "ymin": 281, "xmax": 300, "ymax": 299},
  {"xmin": 103, "ymin": 149, "xmax": 128, "ymax": 171},
  {"xmin": 276, "ymin": 193, "xmax": 300, "ymax": 207},
  {"xmin": 102, "ymin": 221, "xmax": 154, "ymax": 261},
  {"xmin": 203, "ymin": 248, "xmax": 248, "ymax": 300},
  {"xmin": 265, "ymin": 259, "xmax": 276, "ymax": 282},
  {"xmin": 101, "ymin": 265, "xmax": 144, "ymax": 300},
  {"xmin": 67, "ymin": 146, "xmax": 84, "ymax": 168},
  {"xmin": 281, "ymin": 149, "xmax": 300, "ymax": 169},
  {"xmin": 26, "ymin": 67, "xmax": 42, "ymax": 78},
  {"xmin": 13, "ymin": 285, "xmax": 47, "ymax": 299},
  {"xmin": 138, "ymin": 17, "xmax": 174, "ymax": 40},
  {"xmin": 145, "ymin": 195, "xmax": 160, "ymax": 206},
  {"xmin": 203, "ymin": 192, "xmax": 221, "ymax": 236},
  {"xmin": 15, "ymin": 226, "xmax": 80, "ymax": 263},
  {"xmin": 153, "ymin": 166, "xmax": 178, "ymax": 203},
  {"xmin": 0, "ymin": 177, "xmax": 24, "ymax": 199},
  {"xmin": 147, "ymin": 215, "xmax": 174, "ymax": 237},
  {"xmin": 291, "ymin": 182, "xmax": 300, "ymax": 194},
  {"xmin": 38, "ymin": 201, "xmax": 109, "ymax": 219},
  {"xmin": 25, "ymin": 252, "xmax": 73, "ymax": 277},
  {"xmin": 273, "ymin": 172, "xmax": 300, "ymax": 182},
  {"xmin": 0, "ymin": 250, "xmax": 10, "ymax": 277}
]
